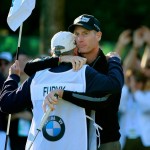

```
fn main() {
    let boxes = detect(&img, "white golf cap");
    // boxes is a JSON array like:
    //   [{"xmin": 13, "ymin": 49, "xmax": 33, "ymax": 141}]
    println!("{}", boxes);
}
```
[{"xmin": 51, "ymin": 31, "xmax": 76, "ymax": 54}]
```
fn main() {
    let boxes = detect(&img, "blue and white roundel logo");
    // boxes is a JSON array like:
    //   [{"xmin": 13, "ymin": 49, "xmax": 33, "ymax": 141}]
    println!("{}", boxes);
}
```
[{"xmin": 42, "ymin": 115, "xmax": 65, "ymax": 141}]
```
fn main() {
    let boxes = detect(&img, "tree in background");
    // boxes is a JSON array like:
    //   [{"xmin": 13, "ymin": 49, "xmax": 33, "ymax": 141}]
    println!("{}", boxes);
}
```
[
  {"xmin": 0, "ymin": 0, "xmax": 149, "ymax": 55},
  {"xmin": 40, "ymin": 0, "xmax": 66, "ymax": 54}
]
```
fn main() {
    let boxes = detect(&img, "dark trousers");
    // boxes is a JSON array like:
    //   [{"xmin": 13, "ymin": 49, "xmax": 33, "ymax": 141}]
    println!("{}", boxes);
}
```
[
  {"xmin": 98, "ymin": 141, "xmax": 121, "ymax": 150},
  {"xmin": 123, "ymin": 137, "xmax": 150, "ymax": 150}
]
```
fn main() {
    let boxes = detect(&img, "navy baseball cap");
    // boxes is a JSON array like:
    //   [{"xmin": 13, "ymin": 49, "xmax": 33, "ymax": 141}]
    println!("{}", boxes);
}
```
[{"xmin": 68, "ymin": 14, "xmax": 101, "ymax": 32}]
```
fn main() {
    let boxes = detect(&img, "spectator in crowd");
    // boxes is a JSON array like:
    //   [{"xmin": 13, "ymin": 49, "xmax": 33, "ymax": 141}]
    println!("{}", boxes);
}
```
[
  {"xmin": 116, "ymin": 26, "xmax": 150, "ymax": 150},
  {"xmin": 8, "ymin": 52, "xmax": 33, "ymax": 150},
  {"xmin": 0, "ymin": 51, "xmax": 12, "ymax": 150},
  {"xmin": 119, "ymin": 69, "xmax": 150, "ymax": 150},
  {"xmin": 0, "ymin": 51, "xmax": 13, "ymax": 78}
]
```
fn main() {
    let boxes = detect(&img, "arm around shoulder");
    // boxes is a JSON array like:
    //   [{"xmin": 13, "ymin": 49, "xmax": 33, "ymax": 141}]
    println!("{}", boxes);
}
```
[{"xmin": 24, "ymin": 56, "xmax": 59, "ymax": 76}]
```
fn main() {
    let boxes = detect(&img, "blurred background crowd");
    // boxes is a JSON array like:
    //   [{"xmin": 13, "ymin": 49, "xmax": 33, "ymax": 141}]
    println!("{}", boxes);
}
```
[
  {"xmin": 0, "ymin": 0, "xmax": 150, "ymax": 150},
  {"xmin": 115, "ymin": 26, "xmax": 150, "ymax": 150}
]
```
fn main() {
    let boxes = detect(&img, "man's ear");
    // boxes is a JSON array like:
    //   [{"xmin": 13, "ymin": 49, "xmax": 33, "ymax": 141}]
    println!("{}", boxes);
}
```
[
  {"xmin": 74, "ymin": 47, "xmax": 79, "ymax": 56},
  {"xmin": 97, "ymin": 31, "xmax": 102, "ymax": 41}
]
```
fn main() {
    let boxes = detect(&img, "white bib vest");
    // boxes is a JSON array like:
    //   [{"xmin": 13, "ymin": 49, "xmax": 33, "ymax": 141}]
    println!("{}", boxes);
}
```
[{"xmin": 26, "ymin": 66, "xmax": 88, "ymax": 150}]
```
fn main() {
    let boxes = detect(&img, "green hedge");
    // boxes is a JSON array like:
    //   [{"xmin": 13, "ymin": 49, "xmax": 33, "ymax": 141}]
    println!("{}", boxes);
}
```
[{"xmin": 0, "ymin": 35, "xmax": 40, "ymax": 57}]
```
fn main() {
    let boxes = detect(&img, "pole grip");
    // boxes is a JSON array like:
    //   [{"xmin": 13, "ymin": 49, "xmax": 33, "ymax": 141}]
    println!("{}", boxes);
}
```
[{"xmin": 37, "ymin": 108, "xmax": 51, "ymax": 131}]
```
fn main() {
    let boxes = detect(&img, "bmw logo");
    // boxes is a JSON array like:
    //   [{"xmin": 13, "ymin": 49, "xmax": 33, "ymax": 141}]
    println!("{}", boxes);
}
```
[{"xmin": 42, "ymin": 115, "xmax": 65, "ymax": 141}]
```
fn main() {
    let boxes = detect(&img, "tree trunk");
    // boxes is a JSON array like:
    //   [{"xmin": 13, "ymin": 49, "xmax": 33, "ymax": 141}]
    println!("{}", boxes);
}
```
[{"xmin": 40, "ymin": 0, "xmax": 66, "ymax": 55}]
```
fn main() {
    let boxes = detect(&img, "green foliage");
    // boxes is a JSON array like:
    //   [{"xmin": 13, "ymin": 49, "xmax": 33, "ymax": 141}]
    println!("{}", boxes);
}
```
[
  {"xmin": 65, "ymin": 0, "xmax": 150, "ymax": 41},
  {"xmin": 0, "ymin": 35, "xmax": 40, "ymax": 57},
  {"xmin": 0, "ymin": 0, "xmax": 150, "ymax": 53},
  {"xmin": 0, "ymin": 36, "xmax": 17, "ymax": 53},
  {"xmin": 101, "ymin": 41, "xmax": 115, "ymax": 54}
]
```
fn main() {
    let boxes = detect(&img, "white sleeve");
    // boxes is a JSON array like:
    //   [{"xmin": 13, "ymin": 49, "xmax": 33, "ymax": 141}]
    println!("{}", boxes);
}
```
[
  {"xmin": 119, "ymin": 85, "xmax": 130, "ymax": 113},
  {"xmin": 134, "ymin": 90, "xmax": 150, "ymax": 112}
]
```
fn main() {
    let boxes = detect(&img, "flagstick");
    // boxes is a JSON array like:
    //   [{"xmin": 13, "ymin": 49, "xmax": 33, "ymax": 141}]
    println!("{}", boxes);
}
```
[
  {"xmin": 16, "ymin": 23, "xmax": 23, "ymax": 60},
  {"xmin": 27, "ymin": 108, "xmax": 52, "ymax": 150},
  {"xmin": 4, "ymin": 23, "xmax": 23, "ymax": 150},
  {"xmin": 4, "ymin": 114, "xmax": 11, "ymax": 150}
]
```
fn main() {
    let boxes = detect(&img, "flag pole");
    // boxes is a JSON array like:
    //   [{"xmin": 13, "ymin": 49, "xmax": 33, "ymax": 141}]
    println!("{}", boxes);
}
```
[
  {"xmin": 16, "ymin": 23, "xmax": 23, "ymax": 60},
  {"xmin": 4, "ymin": 23, "xmax": 23, "ymax": 150},
  {"xmin": 4, "ymin": 114, "xmax": 11, "ymax": 150},
  {"xmin": 5, "ymin": 0, "xmax": 36, "ymax": 148}
]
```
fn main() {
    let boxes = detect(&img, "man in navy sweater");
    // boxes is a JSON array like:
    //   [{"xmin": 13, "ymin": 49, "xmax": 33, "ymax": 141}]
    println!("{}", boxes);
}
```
[
  {"xmin": 0, "ymin": 31, "xmax": 124, "ymax": 150},
  {"xmin": 24, "ymin": 14, "xmax": 124, "ymax": 150}
]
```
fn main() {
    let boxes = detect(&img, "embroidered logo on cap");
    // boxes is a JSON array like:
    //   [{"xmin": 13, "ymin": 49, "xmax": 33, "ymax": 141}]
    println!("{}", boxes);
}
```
[{"xmin": 74, "ymin": 16, "xmax": 90, "ymax": 23}]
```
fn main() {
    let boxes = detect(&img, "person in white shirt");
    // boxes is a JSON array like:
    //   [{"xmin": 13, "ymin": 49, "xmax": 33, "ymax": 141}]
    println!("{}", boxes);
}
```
[{"xmin": 119, "ymin": 69, "xmax": 150, "ymax": 150}]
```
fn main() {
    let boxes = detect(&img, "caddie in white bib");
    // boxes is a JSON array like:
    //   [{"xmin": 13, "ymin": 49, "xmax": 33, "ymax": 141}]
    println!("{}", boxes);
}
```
[{"xmin": 26, "ymin": 66, "xmax": 88, "ymax": 150}]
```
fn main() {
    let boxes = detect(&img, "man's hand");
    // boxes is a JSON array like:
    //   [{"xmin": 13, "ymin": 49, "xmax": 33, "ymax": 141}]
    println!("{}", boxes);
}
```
[
  {"xmin": 117, "ymin": 29, "xmax": 132, "ymax": 46},
  {"xmin": 9, "ymin": 60, "xmax": 20, "ymax": 76},
  {"xmin": 60, "ymin": 55, "xmax": 87, "ymax": 71},
  {"xmin": 133, "ymin": 27, "xmax": 146, "ymax": 49},
  {"xmin": 42, "ymin": 89, "xmax": 63, "ymax": 112}
]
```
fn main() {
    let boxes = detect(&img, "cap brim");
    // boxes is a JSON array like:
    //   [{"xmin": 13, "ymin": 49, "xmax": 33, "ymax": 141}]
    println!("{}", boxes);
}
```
[
  {"xmin": 0, "ymin": 57, "xmax": 10, "ymax": 62},
  {"xmin": 68, "ymin": 23, "xmax": 94, "ymax": 32}
]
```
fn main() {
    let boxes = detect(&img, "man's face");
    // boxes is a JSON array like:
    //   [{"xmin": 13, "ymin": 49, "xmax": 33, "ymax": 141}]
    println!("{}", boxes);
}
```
[
  {"xmin": 0, "ymin": 59, "xmax": 11, "ymax": 77},
  {"xmin": 73, "ymin": 26, "xmax": 102, "ymax": 55},
  {"xmin": 0, "ymin": 59, "xmax": 9, "ymax": 73},
  {"xmin": 18, "ymin": 54, "xmax": 30, "ymax": 73}
]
